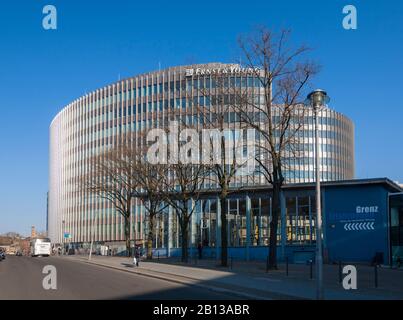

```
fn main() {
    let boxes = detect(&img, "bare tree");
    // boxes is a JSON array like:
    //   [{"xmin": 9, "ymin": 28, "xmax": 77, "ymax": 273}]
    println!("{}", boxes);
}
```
[
  {"xmin": 80, "ymin": 143, "xmax": 139, "ymax": 256},
  {"xmin": 236, "ymin": 28, "xmax": 319, "ymax": 269},
  {"xmin": 194, "ymin": 73, "xmax": 252, "ymax": 267},
  {"xmin": 134, "ymin": 155, "xmax": 169, "ymax": 260},
  {"xmin": 161, "ymin": 162, "xmax": 208, "ymax": 263},
  {"xmin": 143, "ymin": 105, "xmax": 210, "ymax": 263}
]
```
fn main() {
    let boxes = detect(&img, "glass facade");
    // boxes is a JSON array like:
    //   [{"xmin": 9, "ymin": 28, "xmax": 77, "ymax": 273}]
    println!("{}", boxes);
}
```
[
  {"xmin": 286, "ymin": 196, "xmax": 316, "ymax": 244},
  {"xmin": 48, "ymin": 63, "xmax": 355, "ymax": 246},
  {"xmin": 139, "ymin": 193, "xmax": 320, "ymax": 250}
]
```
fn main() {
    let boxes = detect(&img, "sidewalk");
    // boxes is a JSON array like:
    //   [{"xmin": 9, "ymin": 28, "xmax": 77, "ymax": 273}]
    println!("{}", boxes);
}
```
[{"xmin": 61, "ymin": 255, "xmax": 403, "ymax": 300}]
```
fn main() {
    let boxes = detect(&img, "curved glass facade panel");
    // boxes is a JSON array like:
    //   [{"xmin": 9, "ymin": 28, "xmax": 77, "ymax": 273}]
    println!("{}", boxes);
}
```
[{"xmin": 48, "ymin": 63, "xmax": 354, "ymax": 245}]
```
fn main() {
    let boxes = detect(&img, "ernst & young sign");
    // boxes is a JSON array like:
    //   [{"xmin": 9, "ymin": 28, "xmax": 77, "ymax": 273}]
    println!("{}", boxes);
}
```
[{"xmin": 185, "ymin": 65, "xmax": 260, "ymax": 77}]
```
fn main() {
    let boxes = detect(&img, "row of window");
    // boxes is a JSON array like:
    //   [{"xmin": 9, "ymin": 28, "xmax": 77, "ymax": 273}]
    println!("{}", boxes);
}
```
[
  {"xmin": 283, "ymin": 157, "xmax": 351, "ymax": 167},
  {"xmin": 283, "ymin": 170, "xmax": 345, "ymax": 181},
  {"xmin": 150, "ymin": 195, "xmax": 318, "ymax": 247},
  {"xmin": 92, "ymin": 119, "xmax": 352, "ymax": 145},
  {"xmin": 60, "ymin": 194, "xmax": 321, "ymax": 247},
  {"xmin": 82, "ymin": 97, "xmax": 348, "ymax": 122},
  {"xmin": 71, "ymin": 106, "xmax": 352, "ymax": 144},
  {"xmin": 85, "ymin": 76, "xmax": 263, "ymax": 109}
]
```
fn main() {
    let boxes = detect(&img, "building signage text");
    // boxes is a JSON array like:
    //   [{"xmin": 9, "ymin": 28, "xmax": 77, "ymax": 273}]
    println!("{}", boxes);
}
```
[
  {"xmin": 356, "ymin": 206, "xmax": 378, "ymax": 214},
  {"xmin": 185, "ymin": 66, "xmax": 260, "ymax": 77}
]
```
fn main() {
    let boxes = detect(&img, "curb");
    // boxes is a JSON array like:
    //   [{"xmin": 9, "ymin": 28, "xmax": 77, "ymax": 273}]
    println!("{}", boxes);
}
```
[{"xmin": 69, "ymin": 257, "xmax": 298, "ymax": 300}]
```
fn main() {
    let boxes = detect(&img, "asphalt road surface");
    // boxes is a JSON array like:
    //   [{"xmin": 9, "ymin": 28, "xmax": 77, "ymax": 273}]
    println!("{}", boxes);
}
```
[{"xmin": 0, "ymin": 255, "xmax": 239, "ymax": 300}]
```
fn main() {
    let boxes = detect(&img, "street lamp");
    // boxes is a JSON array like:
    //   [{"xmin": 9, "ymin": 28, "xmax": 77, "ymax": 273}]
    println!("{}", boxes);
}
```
[
  {"xmin": 89, "ymin": 212, "xmax": 96, "ymax": 261},
  {"xmin": 306, "ymin": 89, "xmax": 330, "ymax": 300},
  {"xmin": 62, "ymin": 220, "xmax": 65, "ymax": 255}
]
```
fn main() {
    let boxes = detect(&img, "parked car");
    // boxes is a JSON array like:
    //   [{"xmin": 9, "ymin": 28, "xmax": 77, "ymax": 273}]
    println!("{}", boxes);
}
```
[
  {"xmin": 16, "ymin": 251, "xmax": 23, "ymax": 256},
  {"xmin": 0, "ymin": 251, "xmax": 5, "ymax": 261}
]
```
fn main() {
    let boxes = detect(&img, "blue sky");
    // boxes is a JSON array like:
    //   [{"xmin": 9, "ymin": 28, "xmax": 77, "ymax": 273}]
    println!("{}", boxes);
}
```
[{"xmin": 0, "ymin": 0, "xmax": 402, "ymax": 235}]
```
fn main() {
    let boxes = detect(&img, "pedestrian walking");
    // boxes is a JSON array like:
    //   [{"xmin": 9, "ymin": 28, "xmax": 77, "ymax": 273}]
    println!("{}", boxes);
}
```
[{"xmin": 133, "ymin": 246, "xmax": 140, "ymax": 267}]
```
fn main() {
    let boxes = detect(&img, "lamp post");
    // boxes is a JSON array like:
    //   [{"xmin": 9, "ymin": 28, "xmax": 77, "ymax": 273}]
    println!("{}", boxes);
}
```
[
  {"xmin": 89, "ymin": 235, "xmax": 93, "ymax": 261},
  {"xmin": 306, "ymin": 89, "xmax": 330, "ymax": 300},
  {"xmin": 89, "ymin": 212, "xmax": 96, "ymax": 261},
  {"xmin": 62, "ymin": 220, "xmax": 65, "ymax": 255}
]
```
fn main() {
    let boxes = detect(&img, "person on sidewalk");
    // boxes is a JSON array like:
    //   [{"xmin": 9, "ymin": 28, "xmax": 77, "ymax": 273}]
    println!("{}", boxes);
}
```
[
  {"xmin": 133, "ymin": 246, "xmax": 140, "ymax": 267},
  {"xmin": 197, "ymin": 242, "xmax": 203, "ymax": 260}
]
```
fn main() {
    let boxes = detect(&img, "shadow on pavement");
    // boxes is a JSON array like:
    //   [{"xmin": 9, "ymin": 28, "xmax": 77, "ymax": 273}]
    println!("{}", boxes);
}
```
[
  {"xmin": 121, "ymin": 262, "xmax": 135, "ymax": 268},
  {"xmin": 112, "ymin": 285, "xmax": 242, "ymax": 300}
]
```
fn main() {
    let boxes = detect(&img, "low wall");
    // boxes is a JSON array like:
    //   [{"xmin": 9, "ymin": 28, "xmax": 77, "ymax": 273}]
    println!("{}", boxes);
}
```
[{"xmin": 153, "ymin": 245, "xmax": 315, "ymax": 264}]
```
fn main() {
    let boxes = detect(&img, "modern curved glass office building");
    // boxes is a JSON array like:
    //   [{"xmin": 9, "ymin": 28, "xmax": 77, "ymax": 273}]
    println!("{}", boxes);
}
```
[{"xmin": 48, "ymin": 63, "xmax": 355, "ymax": 254}]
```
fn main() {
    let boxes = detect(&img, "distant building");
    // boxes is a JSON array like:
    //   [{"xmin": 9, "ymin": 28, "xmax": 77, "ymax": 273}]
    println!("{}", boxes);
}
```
[
  {"xmin": 0, "ymin": 237, "xmax": 13, "ymax": 246},
  {"xmin": 18, "ymin": 238, "xmax": 31, "ymax": 255},
  {"xmin": 31, "ymin": 226, "xmax": 37, "ymax": 238},
  {"xmin": 0, "ymin": 245, "xmax": 11, "ymax": 252}
]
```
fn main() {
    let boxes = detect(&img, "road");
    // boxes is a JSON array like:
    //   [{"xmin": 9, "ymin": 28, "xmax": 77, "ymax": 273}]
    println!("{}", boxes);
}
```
[{"xmin": 0, "ymin": 255, "xmax": 239, "ymax": 300}]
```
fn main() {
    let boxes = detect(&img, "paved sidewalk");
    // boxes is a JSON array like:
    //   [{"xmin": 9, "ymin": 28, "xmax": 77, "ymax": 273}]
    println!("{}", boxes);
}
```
[
  {"xmin": 60, "ymin": 255, "xmax": 403, "ymax": 300},
  {"xmin": 166, "ymin": 256, "xmax": 403, "ymax": 297}
]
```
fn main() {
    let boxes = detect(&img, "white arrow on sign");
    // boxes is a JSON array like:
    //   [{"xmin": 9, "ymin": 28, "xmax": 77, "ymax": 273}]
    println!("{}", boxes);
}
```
[{"xmin": 343, "ymin": 222, "xmax": 375, "ymax": 231}]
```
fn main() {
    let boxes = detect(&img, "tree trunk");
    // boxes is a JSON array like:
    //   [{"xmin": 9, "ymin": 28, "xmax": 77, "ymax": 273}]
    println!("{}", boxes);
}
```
[
  {"xmin": 181, "ymin": 219, "xmax": 189, "ymax": 263},
  {"xmin": 147, "ymin": 214, "xmax": 155, "ymax": 260},
  {"xmin": 268, "ymin": 181, "xmax": 281, "ymax": 269},
  {"xmin": 124, "ymin": 216, "xmax": 131, "ymax": 257},
  {"xmin": 220, "ymin": 196, "xmax": 228, "ymax": 267}
]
